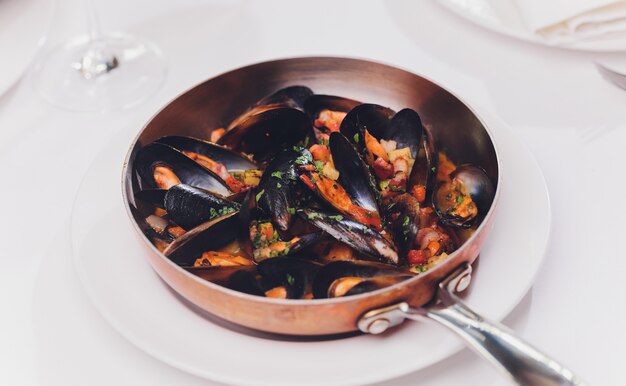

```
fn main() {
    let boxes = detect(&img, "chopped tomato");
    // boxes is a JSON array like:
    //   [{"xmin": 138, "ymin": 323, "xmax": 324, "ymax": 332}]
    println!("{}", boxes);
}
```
[
  {"xmin": 427, "ymin": 241, "xmax": 442, "ymax": 256},
  {"xmin": 299, "ymin": 174, "xmax": 316, "ymax": 190},
  {"xmin": 373, "ymin": 157, "xmax": 394, "ymax": 180},
  {"xmin": 309, "ymin": 144, "xmax": 331, "ymax": 162},
  {"xmin": 314, "ymin": 110, "xmax": 347, "ymax": 132},
  {"xmin": 408, "ymin": 249, "xmax": 430, "ymax": 266}
]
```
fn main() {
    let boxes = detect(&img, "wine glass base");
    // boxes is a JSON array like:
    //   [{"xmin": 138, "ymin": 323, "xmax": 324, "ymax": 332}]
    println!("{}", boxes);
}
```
[{"xmin": 31, "ymin": 33, "xmax": 167, "ymax": 113}]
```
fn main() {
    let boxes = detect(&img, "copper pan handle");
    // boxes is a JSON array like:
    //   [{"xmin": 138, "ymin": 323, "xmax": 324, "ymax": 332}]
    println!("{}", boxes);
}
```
[{"xmin": 357, "ymin": 265, "xmax": 587, "ymax": 386}]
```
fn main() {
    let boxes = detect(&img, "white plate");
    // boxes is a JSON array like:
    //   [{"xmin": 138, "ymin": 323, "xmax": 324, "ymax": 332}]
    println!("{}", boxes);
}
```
[
  {"xmin": 71, "ymin": 111, "xmax": 550, "ymax": 386},
  {"xmin": 0, "ymin": 0, "xmax": 55, "ymax": 96},
  {"xmin": 438, "ymin": 0, "xmax": 626, "ymax": 52}
]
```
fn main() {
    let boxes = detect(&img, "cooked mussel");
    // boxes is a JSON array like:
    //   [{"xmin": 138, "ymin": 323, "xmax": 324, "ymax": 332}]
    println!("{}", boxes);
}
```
[
  {"xmin": 258, "ymin": 257, "xmax": 321, "ymax": 299},
  {"xmin": 386, "ymin": 193, "xmax": 421, "ymax": 256},
  {"xmin": 156, "ymin": 136, "xmax": 261, "ymax": 193},
  {"xmin": 298, "ymin": 132, "xmax": 382, "ymax": 230},
  {"xmin": 339, "ymin": 103, "xmax": 395, "ymax": 144},
  {"xmin": 163, "ymin": 211, "xmax": 240, "ymax": 266},
  {"xmin": 164, "ymin": 184, "xmax": 240, "ymax": 230},
  {"xmin": 256, "ymin": 147, "xmax": 312, "ymax": 231},
  {"xmin": 217, "ymin": 107, "xmax": 312, "ymax": 162},
  {"xmin": 312, "ymin": 260, "xmax": 412, "ymax": 298},
  {"xmin": 432, "ymin": 164, "xmax": 495, "ymax": 227},
  {"xmin": 299, "ymin": 209, "xmax": 398, "ymax": 265},
  {"xmin": 135, "ymin": 142, "xmax": 231, "ymax": 196},
  {"xmin": 304, "ymin": 94, "xmax": 360, "ymax": 134}
]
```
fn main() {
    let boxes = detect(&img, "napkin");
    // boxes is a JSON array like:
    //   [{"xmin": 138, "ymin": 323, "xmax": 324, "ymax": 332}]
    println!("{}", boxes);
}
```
[{"xmin": 514, "ymin": 0, "xmax": 626, "ymax": 43}]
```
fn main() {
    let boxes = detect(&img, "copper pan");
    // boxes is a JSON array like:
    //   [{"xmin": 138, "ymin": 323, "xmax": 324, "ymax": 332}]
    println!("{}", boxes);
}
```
[{"xmin": 122, "ymin": 57, "xmax": 584, "ymax": 385}]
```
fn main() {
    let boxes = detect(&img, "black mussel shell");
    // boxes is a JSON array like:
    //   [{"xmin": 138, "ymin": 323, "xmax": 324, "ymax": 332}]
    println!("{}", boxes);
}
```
[
  {"xmin": 299, "ymin": 209, "xmax": 398, "ymax": 265},
  {"xmin": 258, "ymin": 257, "xmax": 321, "ymax": 299},
  {"xmin": 156, "ymin": 136, "xmax": 258, "ymax": 172},
  {"xmin": 385, "ymin": 108, "xmax": 424, "ymax": 163},
  {"xmin": 227, "ymin": 270, "xmax": 265, "ymax": 296},
  {"xmin": 217, "ymin": 107, "xmax": 312, "ymax": 163},
  {"xmin": 164, "ymin": 184, "xmax": 240, "ymax": 230},
  {"xmin": 135, "ymin": 143, "xmax": 231, "ymax": 196},
  {"xmin": 408, "ymin": 125, "xmax": 437, "ymax": 195},
  {"xmin": 433, "ymin": 164, "xmax": 495, "ymax": 227},
  {"xmin": 329, "ymin": 132, "xmax": 380, "ymax": 216},
  {"xmin": 163, "ymin": 212, "xmax": 239, "ymax": 266},
  {"xmin": 186, "ymin": 265, "xmax": 257, "ymax": 287},
  {"xmin": 339, "ymin": 103, "xmax": 395, "ymax": 147},
  {"xmin": 312, "ymin": 260, "xmax": 411, "ymax": 298},
  {"xmin": 386, "ymin": 193, "xmax": 421, "ymax": 256},
  {"xmin": 304, "ymin": 95, "xmax": 361, "ymax": 130},
  {"xmin": 134, "ymin": 189, "xmax": 167, "ymax": 209},
  {"xmin": 258, "ymin": 85, "xmax": 313, "ymax": 110},
  {"xmin": 257, "ymin": 147, "xmax": 312, "ymax": 231},
  {"xmin": 343, "ymin": 275, "xmax": 413, "ymax": 297}
]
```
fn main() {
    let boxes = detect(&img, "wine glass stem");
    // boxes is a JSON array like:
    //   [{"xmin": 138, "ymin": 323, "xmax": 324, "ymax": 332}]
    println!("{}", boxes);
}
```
[{"xmin": 74, "ymin": 0, "xmax": 119, "ymax": 79}]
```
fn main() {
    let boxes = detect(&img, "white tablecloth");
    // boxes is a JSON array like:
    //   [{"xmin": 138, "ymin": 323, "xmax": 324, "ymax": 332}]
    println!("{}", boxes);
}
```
[{"xmin": 1, "ymin": 0, "xmax": 625, "ymax": 385}]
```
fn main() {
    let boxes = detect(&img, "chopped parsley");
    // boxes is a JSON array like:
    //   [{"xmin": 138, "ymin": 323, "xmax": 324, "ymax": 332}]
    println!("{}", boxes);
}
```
[
  {"xmin": 303, "ymin": 136, "xmax": 310, "ymax": 147},
  {"xmin": 314, "ymin": 160, "xmax": 325, "ymax": 173},
  {"xmin": 294, "ymin": 151, "xmax": 313, "ymax": 165},
  {"xmin": 306, "ymin": 212, "xmax": 322, "ymax": 220},
  {"xmin": 286, "ymin": 273, "xmax": 295, "ymax": 286},
  {"xmin": 271, "ymin": 171, "xmax": 283, "ymax": 179},
  {"xmin": 255, "ymin": 189, "xmax": 265, "ymax": 202},
  {"xmin": 431, "ymin": 166, "xmax": 436, "ymax": 172},
  {"xmin": 287, "ymin": 207, "xmax": 296, "ymax": 215},
  {"xmin": 353, "ymin": 133, "xmax": 359, "ymax": 143},
  {"xmin": 446, "ymin": 193, "xmax": 452, "ymax": 200},
  {"xmin": 276, "ymin": 182, "xmax": 282, "ymax": 188},
  {"xmin": 403, "ymin": 216, "xmax": 410, "ymax": 227},
  {"xmin": 455, "ymin": 195, "xmax": 464, "ymax": 205},
  {"xmin": 328, "ymin": 215, "xmax": 344, "ymax": 221}
]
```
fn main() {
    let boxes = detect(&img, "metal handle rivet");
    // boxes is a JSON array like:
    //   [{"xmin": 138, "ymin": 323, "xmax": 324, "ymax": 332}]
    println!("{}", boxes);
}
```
[{"xmin": 368, "ymin": 319, "xmax": 390, "ymax": 334}]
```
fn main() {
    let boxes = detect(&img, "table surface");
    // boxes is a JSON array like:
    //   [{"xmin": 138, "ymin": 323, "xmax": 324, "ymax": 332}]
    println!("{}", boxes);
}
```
[{"xmin": 1, "ymin": 1, "xmax": 625, "ymax": 385}]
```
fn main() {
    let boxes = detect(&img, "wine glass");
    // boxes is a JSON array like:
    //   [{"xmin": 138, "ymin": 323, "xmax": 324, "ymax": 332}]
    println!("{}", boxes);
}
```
[{"xmin": 31, "ymin": 0, "xmax": 167, "ymax": 113}]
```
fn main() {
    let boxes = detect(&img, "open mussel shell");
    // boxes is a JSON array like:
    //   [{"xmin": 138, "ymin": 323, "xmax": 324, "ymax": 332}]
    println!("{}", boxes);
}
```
[
  {"xmin": 339, "ymin": 103, "xmax": 395, "ymax": 146},
  {"xmin": 227, "ymin": 270, "xmax": 266, "ymax": 296},
  {"xmin": 163, "ymin": 211, "xmax": 239, "ymax": 266},
  {"xmin": 433, "ymin": 164, "xmax": 495, "ymax": 227},
  {"xmin": 329, "ymin": 132, "xmax": 380, "ymax": 216},
  {"xmin": 258, "ymin": 257, "xmax": 321, "ymax": 299},
  {"xmin": 312, "ymin": 260, "xmax": 412, "ymax": 299},
  {"xmin": 385, "ymin": 108, "xmax": 424, "ymax": 162},
  {"xmin": 342, "ymin": 275, "xmax": 413, "ymax": 297},
  {"xmin": 408, "ymin": 125, "xmax": 437, "ymax": 195},
  {"xmin": 156, "ymin": 135, "xmax": 258, "ymax": 172},
  {"xmin": 304, "ymin": 94, "xmax": 361, "ymax": 129},
  {"xmin": 217, "ymin": 107, "xmax": 312, "ymax": 162},
  {"xmin": 134, "ymin": 189, "xmax": 167, "ymax": 209},
  {"xmin": 135, "ymin": 142, "xmax": 231, "ymax": 196},
  {"xmin": 186, "ymin": 265, "xmax": 257, "ymax": 287},
  {"xmin": 257, "ymin": 147, "xmax": 312, "ymax": 231},
  {"xmin": 258, "ymin": 85, "xmax": 313, "ymax": 110},
  {"xmin": 164, "ymin": 184, "xmax": 240, "ymax": 230},
  {"xmin": 299, "ymin": 209, "xmax": 398, "ymax": 265},
  {"xmin": 225, "ymin": 86, "xmax": 313, "ymax": 132},
  {"xmin": 386, "ymin": 193, "xmax": 421, "ymax": 255}
]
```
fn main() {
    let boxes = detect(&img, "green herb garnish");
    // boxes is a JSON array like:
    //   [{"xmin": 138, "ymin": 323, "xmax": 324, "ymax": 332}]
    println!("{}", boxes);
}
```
[
  {"xmin": 287, "ymin": 207, "xmax": 296, "ymax": 215},
  {"xmin": 328, "ymin": 215, "xmax": 344, "ymax": 221},
  {"xmin": 456, "ymin": 195, "xmax": 464, "ymax": 205},
  {"xmin": 256, "ymin": 189, "xmax": 265, "ymax": 202},
  {"xmin": 286, "ymin": 273, "xmax": 295, "ymax": 285},
  {"xmin": 271, "ymin": 171, "xmax": 283, "ymax": 179},
  {"xmin": 353, "ymin": 133, "xmax": 359, "ymax": 143}
]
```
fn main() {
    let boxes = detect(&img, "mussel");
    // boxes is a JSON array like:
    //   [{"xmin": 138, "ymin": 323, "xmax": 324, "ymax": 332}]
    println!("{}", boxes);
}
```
[
  {"xmin": 304, "ymin": 94, "xmax": 361, "ymax": 136},
  {"xmin": 298, "ymin": 132, "xmax": 382, "ymax": 230},
  {"xmin": 156, "ymin": 136, "xmax": 261, "ymax": 193},
  {"xmin": 164, "ymin": 184, "xmax": 240, "ymax": 230},
  {"xmin": 299, "ymin": 209, "xmax": 398, "ymax": 265},
  {"xmin": 432, "ymin": 164, "xmax": 495, "ymax": 227},
  {"xmin": 312, "ymin": 260, "xmax": 412, "ymax": 298},
  {"xmin": 256, "ymin": 147, "xmax": 312, "ymax": 231},
  {"xmin": 135, "ymin": 142, "xmax": 231, "ymax": 196},
  {"xmin": 258, "ymin": 257, "xmax": 321, "ymax": 299}
]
